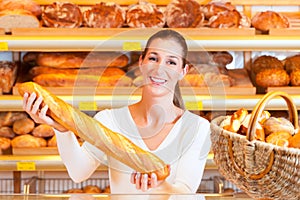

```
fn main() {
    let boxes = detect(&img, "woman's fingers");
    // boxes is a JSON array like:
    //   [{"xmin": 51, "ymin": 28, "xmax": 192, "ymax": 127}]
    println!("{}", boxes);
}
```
[
  {"xmin": 130, "ymin": 172, "xmax": 137, "ymax": 184},
  {"xmin": 32, "ymin": 96, "xmax": 43, "ymax": 114},
  {"xmin": 141, "ymin": 174, "xmax": 149, "ymax": 192},
  {"xmin": 135, "ymin": 173, "xmax": 141, "ymax": 189},
  {"xmin": 150, "ymin": 173, "xmax": 158, "ymax": 188}
]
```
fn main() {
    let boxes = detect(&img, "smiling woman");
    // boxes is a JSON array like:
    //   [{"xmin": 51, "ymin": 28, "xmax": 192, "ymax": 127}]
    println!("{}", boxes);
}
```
[{"xmin": 21, "ymin": 29, "xmax": 211, "ymax": 194}]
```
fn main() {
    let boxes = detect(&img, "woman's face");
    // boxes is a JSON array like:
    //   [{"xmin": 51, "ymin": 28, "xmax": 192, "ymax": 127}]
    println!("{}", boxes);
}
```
[{"xmin": 139, "ymin": 38, "xmax": 186, "ymax": 97}]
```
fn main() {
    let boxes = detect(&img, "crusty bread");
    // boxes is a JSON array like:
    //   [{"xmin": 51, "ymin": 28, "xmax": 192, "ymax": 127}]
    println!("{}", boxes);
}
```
[
  {"xmin": 18, "ymin": 82, "xmax": 170, "ymax": 180},
  {"xmin": 0, "ymin": 9, "xmax": 40, "ymax": 32},
  {"xmin": 251, "ymin": 11, "xmax": 290, "ymax": 32},
  {"xmin": 0, "ymin": 61, "xmax": 18, "ymax": 93},
  {"xmin": 0, "ymin": 0, "xmax": 42, "ymax": 16},
  {"xmin": 11, "ymin": 134, "xmax": 47, "ymax": 148}
]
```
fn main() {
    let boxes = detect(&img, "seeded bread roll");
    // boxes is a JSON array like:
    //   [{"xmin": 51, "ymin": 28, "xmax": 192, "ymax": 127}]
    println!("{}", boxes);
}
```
[
  {"xmin": 165, "ymin": 0, "xmax": 204, "ymax": 28},
  {"xmin": 83, "ymin": 2, "xmax": 125, "ymax": 28},
  {"xmin": 252, "ymin": 55, "xmax": 284, "ymax": 74},
  {"xmin": 255, "ymin": 68, "xmax": 290, "ymax": 88},
  {"xmin": 42, "ymin": 2, "xmax": 82, "ymax": 28},
  {"xmin": 0, "ymin": 0, "xmax": 42, "ymax": 17},
  {"xmin": 126, "ymin": 2, "xmax": 165, "ymax": 28},
  {"xmin": 251, "ymin": 11, "xmax": 290, "ymax": 32}
]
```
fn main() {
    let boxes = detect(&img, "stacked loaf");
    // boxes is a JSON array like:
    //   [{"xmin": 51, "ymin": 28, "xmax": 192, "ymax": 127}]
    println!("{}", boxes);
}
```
[{"xmin": 23, "ymin": 52, "xmax": 132, "ymax": 87}]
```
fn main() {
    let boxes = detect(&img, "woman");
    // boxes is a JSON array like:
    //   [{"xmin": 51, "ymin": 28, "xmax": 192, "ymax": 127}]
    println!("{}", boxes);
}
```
[{"xmin": 23, "ymin": 29, "xmax": 211, "ymax": 194}]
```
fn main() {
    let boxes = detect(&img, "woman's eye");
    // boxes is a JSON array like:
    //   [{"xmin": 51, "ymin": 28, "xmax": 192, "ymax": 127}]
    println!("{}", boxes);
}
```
[
  {"xmin": 167, "ymin": 60, "xmax": 177, "ymax": 65},
  {"xmin": 148, "ymin": 57, "xmax": 157, "ymax": 61}
]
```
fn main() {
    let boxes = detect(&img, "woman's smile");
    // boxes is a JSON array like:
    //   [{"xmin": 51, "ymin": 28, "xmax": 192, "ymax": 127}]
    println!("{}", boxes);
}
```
[{"xmin": 149, "ymin": 76, "xmax": 167, "ymax": 85}]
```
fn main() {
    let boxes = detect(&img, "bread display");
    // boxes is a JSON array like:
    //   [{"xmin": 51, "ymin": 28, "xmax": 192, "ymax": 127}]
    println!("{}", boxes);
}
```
[
  {"xmin": 83, "ymin": 2, "xmax": 125, "ymax": 28},
  {"xmin": 251, "ymin": 11, "xmax": 290, "ymax": 32},
  {"xmin": 42, "ymin": 2, "xmax": 83, "ymax": 28},
  {"xmin": 0, "ymin": 61, "xmax": 18, "ymax": 93},
  {"xmin": 126, "ymin": 2, "xmax": 165, "ymax": 28},
  {"xmin": 165, "ymin": 0, "xmax": 204, "ymax": 28},
  {"xmin": 0, "ymin": 0, "xmax": 42, "ymax": 17},
  {"xmin": 11, "ymin": 134, "xmax": 47, "ymax": 148},
  {"xmin": 255, "ymin": 68, "xmax": 290, "ymax": 88},
  {"xmin": 17, "ymin": 82, "xmax": 170, "ymax": 180}
]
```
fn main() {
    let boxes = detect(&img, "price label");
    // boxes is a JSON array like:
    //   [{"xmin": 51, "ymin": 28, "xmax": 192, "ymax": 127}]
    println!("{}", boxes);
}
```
[
  {"xmin": 123, "ymin": 42, "xmax": 142, "ymax": 51},
  {"xmin": 185, "ymin": 101, "xmax": 203, "ymax": 110},
  {"xmin": 17, "ymin": 162, "xmax": 36, "ymax": 171},
  {"xmin": 79, "ymin": 101, "xmax": 97, "ymax": 111},
  {"xmin": 0, "ymin": 42, "xmax": 8, "ymax": 51}
]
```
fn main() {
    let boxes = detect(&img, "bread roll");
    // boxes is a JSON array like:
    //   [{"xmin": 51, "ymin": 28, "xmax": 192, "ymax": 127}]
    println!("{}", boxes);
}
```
[
  {"xmin": 83, "ymin": 2, "xmax": 125, "ymax": 28},
  {"xmin": 126, "ymin": 2, "xmax": 165, "ymax": 28},
  {"xmin": 255, "ymin": 68, "xmax": 290, "ymax": 88},
  {"xmin": 252, "ymin": 55, "xmax": 284, "ymax": 74},
  {"xmin": 0, "ymin": 9, "xmax": 40, "ymax": 32},
  {"xmin": 263, "ymin": 117, "xmax": 295, "ymax": 136},
  {"xmin": 47, "ymin": 135, "xmax": 57, "ymax": 147},
  {"xmin": 33, "ymin": 74, "xmax": 132, "ymax": 87},
  {"xmin": 0, "ymin": 61, "xmax": 18, "ymax": 93},
  {"xmin": 201, "ymin": 1, "xmax": 236, "ymax": 20},
  {"xmin": 0, "ymin": 127, "xmax": 15, "ymax": 138},
  {"xmin": 289, "ymin": 131, "xmax": 300, "ymax": 149},
  {"xmin": 42, "ymin": 2, "xmax": 82, "ymax": 28},
  {"xmin": 0, "ymin": 0, "xmax": 42, "ymax": 16},
  {"xmin": 208, "ymin": 10, "xmax": 241, "ymax": 28},
  {"xmin": 35, "ymin": 52, "xmax": 129, "ymax": 68},
  {"xmin": 18, "ymin": 82, "xmax": 170, "ymax": 180},
  {"xmin": 0, "ymin": 137, "xmax": 11, "ymax": 150},
  {"xmin": 32, "ymin": 124, "xmax": 55, "ymax": 138},
  {"xmin": 83, "ymin": 185, "xmax": 101, "ymax": 193},
  {"xmin": 266, "ymin": 131, "xmax": 292, "ymax": 147},
  {"xmin": 284, "ymin": 54, "xmax": 300, "ymax": 73},
  {"xmin": 0, "ymin": 112, "xmax": 28, "ymax": 127},
  {"xmin": 165, "ymin": 0, "xmax": 204, "ymax": 28},
  {"xmin": 13, "ymin": 118, "xmax": 35, "ymax": 135},
  {"xmin": 290, "ymin": 70, "xmax": 300, "ymax": 86},
  {"xmin": 11, "ymin": 134, "xmax": 47, "ymax": 148},
  {"xmin": 251, "ymin": 11, "xmax": 289, "ymax": 32}
]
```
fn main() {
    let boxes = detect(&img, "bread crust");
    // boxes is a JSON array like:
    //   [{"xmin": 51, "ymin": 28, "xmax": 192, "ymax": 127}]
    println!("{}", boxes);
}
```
[
  {"xmin": 18, "ymin": 82, "xmax": 170, "ymax": 180},
  {"xmin": 255, "ymin": 68, "xmax": 290, "ymax": 88},
  {"xmin": 0, "ymin": 0, "xmax": 42, "ymax": 17},
  {"xmin": 251, "ymin": 11, "xmax": 289, "ymax": 32}
]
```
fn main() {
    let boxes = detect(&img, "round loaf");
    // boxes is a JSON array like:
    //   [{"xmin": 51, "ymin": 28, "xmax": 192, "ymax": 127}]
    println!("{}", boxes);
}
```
[
  {"xmin": 251, "ymin": 11, "xmax": 289, "ymax": 32},
  {"xmin": 165, "ymin": 0, "xmax": 204, "ymax": 28},
  {"xmin": 208, "ymin": 10, "xmax": 250, "ymax": 28},
  {"xmin": 42, "ymin": 2, "xmax": 82, "ymax": 28},
  {"xmin": 284, "ymin": 54, "xmax": 300, "ymax": 73},
  {"xmin": 255, "ymin": 68, "xmax": 290, "ymax": 88},
  {"xmin": 252, "ymin": 55, "xmax": 284, "ymax": 74},
  {"xmin": 32, "ymin": 124, "xmax": 55, "ymax": 138},
  {"xmin": 126, "ymin": 2, "xmax": 165, "ymax": 28},
  {"xmin": 13, "ymin": 118, "xmax": 35, "ymax": 135},
  {"xmin": 11, "ymin": 134, "xmax": 47, "ymax": 148},
  {"xmin": 0, "ymin": 0, "xmax": 42, "ymax": 16},
  {"xmin": 0, "ymin": 127, "xmax": 15, "ymax": 138},
  {"xmin": 83, "ymin": 2, "xmax": 125, "ymax": 28},
  {"xmin": 201, "ymin": 1, "xmax": 236, "ymax": 20},
  {"xmin": 290, "ymin": 70, "xmax": 300, "ymax": 86}
]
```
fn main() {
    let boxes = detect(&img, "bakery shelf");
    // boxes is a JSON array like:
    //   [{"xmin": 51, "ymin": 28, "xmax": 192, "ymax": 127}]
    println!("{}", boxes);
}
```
[
  {"xmin": 2, "ymin": 31, "xmax": 300, "ymax": 51},
  {"xmin": 2, "ymin": 94, "xmax": 300, "ymax": 112}
]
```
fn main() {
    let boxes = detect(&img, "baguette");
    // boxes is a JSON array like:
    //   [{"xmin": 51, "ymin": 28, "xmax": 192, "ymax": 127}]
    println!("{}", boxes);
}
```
[{"xmin": 18, "ymin": 82, "xmax": 169, "ymax": 180}]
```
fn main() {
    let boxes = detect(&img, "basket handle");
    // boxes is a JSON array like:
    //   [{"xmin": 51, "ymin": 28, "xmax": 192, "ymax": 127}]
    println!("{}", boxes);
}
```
[{"xmin": 228, "ymin": 91, "xmax": 298, "ymax": 180}]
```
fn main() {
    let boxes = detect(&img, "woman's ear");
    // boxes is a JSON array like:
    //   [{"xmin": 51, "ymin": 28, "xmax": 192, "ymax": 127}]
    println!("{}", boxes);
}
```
[
  {"xmin": 138, "ymin": 55, "xmax": 143, "ymax": 68},
  {"xmin": 179, "ymin": 64, "xmax": 189, "ymax": 80}
]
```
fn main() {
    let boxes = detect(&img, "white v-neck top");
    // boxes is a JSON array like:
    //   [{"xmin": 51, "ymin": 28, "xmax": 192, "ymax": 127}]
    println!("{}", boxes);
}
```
[{"xmin": 55, "ymin": 106, "xmax": 211, "ymax": 194}]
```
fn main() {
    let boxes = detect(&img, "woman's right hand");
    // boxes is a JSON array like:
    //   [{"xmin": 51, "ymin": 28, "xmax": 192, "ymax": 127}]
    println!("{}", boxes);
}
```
[{"xmin": 23, "ymin": 92, "xmax": 67, "ymax": 132}]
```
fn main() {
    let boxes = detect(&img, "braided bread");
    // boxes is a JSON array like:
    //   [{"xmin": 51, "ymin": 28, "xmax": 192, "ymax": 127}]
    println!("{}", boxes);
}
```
[{"xmin": 18, "ymin": 82, "xmax": 169, "ymax": 180}]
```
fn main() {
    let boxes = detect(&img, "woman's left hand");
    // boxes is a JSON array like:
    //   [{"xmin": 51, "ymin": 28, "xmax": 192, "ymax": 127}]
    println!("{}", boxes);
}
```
[{"xmin": 130, "ymin": 172, "xmax": 162, "ymax": 192}]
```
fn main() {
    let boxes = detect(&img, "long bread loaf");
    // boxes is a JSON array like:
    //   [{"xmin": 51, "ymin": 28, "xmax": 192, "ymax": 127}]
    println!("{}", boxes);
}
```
[{"xmin": 18, "ymin": 82, "xmax": 169, "ymax": 180}]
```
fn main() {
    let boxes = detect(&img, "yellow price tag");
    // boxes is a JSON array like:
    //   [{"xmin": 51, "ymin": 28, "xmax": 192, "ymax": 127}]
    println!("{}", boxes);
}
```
[
  {"xmin": 0, "ymin": 42, "xmax": 8, "ymax": 51},
  {"xmin": 123, "ymin": 42, "xmax": 142, "ymax": 51},
  {"xmin": 17, "ymin": 162, "xmax": 36, "ymax": 171},
  {"xmin": 79, "ymin": 101, "xmax": 97, "ymax": 111},
  {"xmin": 185, "ymin": 101, "xmax": 203, "ymax": 110}
]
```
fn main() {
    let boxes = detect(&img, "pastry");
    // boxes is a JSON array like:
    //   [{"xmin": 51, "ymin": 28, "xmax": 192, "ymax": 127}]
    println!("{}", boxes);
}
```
[
  {"xmin": 83, "ymin": 2, "xmax": 125, "ymax": 28},
  {"xmin": 263, "ymin": 117, "xmax": 295, "ymax": 136},
  {"xmin": 251, "ymin": 11, "xmax": 289, "ymax": 32},
  {"xmin": 126, "ymin": 2, "xmax": 165, "ymax": 28},
  {"xmin": 255, "ymin": 68, "xmax": 290, "ymax": 88},
  {"xmin": 251, "ymin": 55, "xmax": 284, "ymax": 74},
  {"xmin": 165, "ymin": 0, "xmax": 204, "ymax": 28},
  {"xmin": 18, "ymin": 82, "xmax": 170, "ymax": 180},
  {"xmin": 42, "ymin": 2, "xmax": 82, "ymax": 28},
  {"xmin": 0, "ymin": 61, "xmax": 18, "ymax": 93}
]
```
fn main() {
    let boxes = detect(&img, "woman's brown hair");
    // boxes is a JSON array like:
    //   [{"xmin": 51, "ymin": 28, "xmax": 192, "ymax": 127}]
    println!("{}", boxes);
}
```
[{"xmin": 141, "ymin": 29, "xmax": 188, "ymax": 109}]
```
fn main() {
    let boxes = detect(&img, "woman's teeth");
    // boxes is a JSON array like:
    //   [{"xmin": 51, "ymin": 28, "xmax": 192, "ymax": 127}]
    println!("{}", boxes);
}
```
[{"xmin": 150, "ymin": 76, "xmax": 166, "ymax": 84}]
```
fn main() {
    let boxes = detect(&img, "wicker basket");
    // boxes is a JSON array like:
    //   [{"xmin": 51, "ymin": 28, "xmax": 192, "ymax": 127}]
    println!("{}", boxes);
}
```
[{"xmin": 210, "ymin": 91, "xmax": 300, "ymax": 200}]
